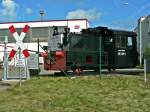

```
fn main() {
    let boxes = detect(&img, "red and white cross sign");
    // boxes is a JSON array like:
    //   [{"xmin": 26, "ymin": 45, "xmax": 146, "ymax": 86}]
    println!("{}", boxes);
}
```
[{"xmin": 9, "ymin": 25, "xmax": 30, "ymax": 60}]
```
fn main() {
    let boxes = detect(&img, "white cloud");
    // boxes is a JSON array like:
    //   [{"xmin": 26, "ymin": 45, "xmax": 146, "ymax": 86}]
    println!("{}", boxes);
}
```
[
  {"xmin": 0, "ymin": 0, "xmax": 19, "ymax": 21},
  {"xmin": 26, "ymin": 8, "xmax": 33, "ymax": 14},
  {"xmin": 66, "ymin": 8, "xmax": 102, "ymax": 21}
]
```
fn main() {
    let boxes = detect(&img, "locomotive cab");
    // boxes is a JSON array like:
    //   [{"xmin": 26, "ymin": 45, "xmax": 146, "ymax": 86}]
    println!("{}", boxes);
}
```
[
  {"xmin": 66, "ymin": 27, "xmax": 138, "ymax": 71},
  {"xmin": 104, "ymin": 30, "xmax": 138, "ymax": 70}
]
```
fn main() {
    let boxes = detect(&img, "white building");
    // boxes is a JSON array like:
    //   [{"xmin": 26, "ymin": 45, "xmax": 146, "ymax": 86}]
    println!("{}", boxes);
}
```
[
  {"xmin": 0, "ymin": 19, "xmax": 89, "ymax": 61},
  {"xmin": 137, "ymin": 16, "xmax": 150, "ymax": 64}
]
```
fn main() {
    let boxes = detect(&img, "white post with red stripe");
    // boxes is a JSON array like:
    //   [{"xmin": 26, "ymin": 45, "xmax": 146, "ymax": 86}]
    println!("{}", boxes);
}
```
[{"xmin": 9, "ymin": 25, "xmax": 30, "ymax": 60}]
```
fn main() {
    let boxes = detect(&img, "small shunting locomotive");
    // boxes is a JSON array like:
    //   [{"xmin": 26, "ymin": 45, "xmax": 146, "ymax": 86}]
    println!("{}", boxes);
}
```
[{"xmin": 42, "ymin": 26, "xmax": 138, "ymax": 73}]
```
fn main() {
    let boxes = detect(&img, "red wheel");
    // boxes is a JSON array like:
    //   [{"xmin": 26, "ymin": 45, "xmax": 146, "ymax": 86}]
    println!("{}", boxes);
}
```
[{"xmin": 74, "ymin": 68, "xmax": 82, "ymax": 75}]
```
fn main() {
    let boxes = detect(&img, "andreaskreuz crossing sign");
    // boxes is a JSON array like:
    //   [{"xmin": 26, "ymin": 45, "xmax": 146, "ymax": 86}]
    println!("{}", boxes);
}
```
[{"xmin": 9, "ymin": 25, "xmax": 30, "ymax": 60}]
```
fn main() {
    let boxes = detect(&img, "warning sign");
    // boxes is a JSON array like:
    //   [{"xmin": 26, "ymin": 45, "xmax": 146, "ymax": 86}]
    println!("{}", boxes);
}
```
[
  {"xmin": 15, "ymin": 58, "xmax": 25, "ymax": 67},
  {"xmin": 28, "ymin": 53, "xmax": 38, "ymax": 69},
  {"xmin": 9, "ymin": 25, "xmax": 30, "ymax": 60}
]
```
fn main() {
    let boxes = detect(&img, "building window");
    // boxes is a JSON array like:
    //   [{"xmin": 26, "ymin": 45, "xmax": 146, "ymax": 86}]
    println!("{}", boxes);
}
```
[{"xmin": 75, "ymin": 25, "xmax": 80, "ymax": 29}]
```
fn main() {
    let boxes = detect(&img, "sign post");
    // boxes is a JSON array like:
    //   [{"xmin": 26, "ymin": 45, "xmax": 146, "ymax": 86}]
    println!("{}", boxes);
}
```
[
  {"xmin": 3, "ymin": 36, "xmax": 8, "ymax": 81},
  {"xmin": 28, "ymin": 53, "xmax": 38, "ymax": 69},
  {"xmin": 19, "ymin": 48, "xmax": 22, "ymax": 86}
]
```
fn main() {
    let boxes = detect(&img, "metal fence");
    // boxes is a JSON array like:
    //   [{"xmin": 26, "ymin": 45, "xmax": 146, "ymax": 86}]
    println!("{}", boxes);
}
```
[{"xmin": 4, "ymin": 51, "xmax": 29, "ymax": 80}]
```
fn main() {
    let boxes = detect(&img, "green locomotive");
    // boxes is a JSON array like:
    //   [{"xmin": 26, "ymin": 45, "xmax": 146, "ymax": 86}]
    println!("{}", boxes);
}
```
[{"xmin": 43, "ymin": 27, "xmax": 138, "ymax": 72}]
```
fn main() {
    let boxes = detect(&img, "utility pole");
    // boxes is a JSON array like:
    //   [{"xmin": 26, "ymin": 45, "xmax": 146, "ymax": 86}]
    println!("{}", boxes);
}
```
[
  {"xmin": 38, "ymin": 10, "xmax": 45, "ymax": 77},
  {"xmin": 140, "ymin": 18, "xmax": 142, "ymax": 65}
]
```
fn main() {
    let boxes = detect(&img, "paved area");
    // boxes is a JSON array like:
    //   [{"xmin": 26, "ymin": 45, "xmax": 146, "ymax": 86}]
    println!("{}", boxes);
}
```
[
  {"xmin": 0, "ymin": 69, "xmax": 13, "ymax": 90},
  {"xmin": 102, "ymin": 68, "xmax": 144, "ymax": 74},
  {"xmin": 0, "ymin": 82, "xmax": 11, "ymax": 90},
  {"xmin": 0, "ymin": 69, "xmax": 20, "ymax": 90},
  {"xmin": 39, "ymin": 68, "xmax": 144, "ymax": 76}
]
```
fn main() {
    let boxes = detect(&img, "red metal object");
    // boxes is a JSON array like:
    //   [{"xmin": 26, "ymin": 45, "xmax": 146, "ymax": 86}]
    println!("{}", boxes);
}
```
[
  {"xmin": 22, "ymin": 25, "xmax": 30, "ymax": 33},
  {"xmin": 9, "ymin": 49, "xmax": 17, "ymax": 60},
  {"xmin": 22, "ymin": 49, "xmax": 30, "ymax": 57},
  {"xmin": 55, "ymin": 51, "xmax": 64, "ymax": 57},
  {"xmin": 9, "ymin": 25, "xmax": 16, "ymax": 33},
  {"xmin": 44, "ymin": 51, "xmax": 66, "ymax": 71},
  {"xmin": 75, "ymin": 68, "xmax": 82, "ymax": 75},
  {"xmin": 40, "ymin": 52, "xmax": 48, "ymax": 57},
  {"xmin": 86, "ymin": 55, "xmax": 93, "ymax": 64}
]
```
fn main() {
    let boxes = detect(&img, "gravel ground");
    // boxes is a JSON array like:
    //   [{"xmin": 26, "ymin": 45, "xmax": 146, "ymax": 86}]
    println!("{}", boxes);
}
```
[
  {"xmin": 0, "ymin": 69, "xmax": 14, "ymax": 90},
  {"xmin": 0, "ymin": 82, "xmax": 11, "ymax": 90}
]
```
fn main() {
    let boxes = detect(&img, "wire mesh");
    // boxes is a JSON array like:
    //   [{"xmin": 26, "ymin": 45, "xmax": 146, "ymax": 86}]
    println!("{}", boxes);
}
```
[{"xmin": 7, "ymin": 52, "xmax": 29, "ymax": 79}]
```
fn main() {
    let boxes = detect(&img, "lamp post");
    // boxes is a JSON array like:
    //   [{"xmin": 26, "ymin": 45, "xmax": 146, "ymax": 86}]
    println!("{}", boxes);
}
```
[{"xmin": 39, "ymin": 10, "xmax": 45, "ymax": 21}]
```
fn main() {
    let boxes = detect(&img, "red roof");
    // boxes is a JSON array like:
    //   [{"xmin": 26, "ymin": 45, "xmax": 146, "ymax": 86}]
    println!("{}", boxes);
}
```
[{"xmin": 0, "ymin": 19, "xmax": 88, "ymax": 25}]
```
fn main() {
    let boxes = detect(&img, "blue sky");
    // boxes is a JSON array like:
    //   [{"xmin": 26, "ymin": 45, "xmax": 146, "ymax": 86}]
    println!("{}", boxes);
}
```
[{"xmin": 0, "ymin": 0, "xmax": 150, "ymax": 30}]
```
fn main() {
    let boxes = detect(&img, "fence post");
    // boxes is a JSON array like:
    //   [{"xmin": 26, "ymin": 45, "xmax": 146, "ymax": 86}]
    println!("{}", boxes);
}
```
[
  {"xmin": 3, "ymin": 36, "xmax": 8, "ymax": 80},
  {"xmin": 38, "ymin": 38, "xmax": 40, "ymax": 78},
  {"xmin": 99, "ymin": 36, "xmax": 102, "ymax": 79},
  {"xmin": 144, "ymin": 58, "xmax": 147, "ymax": 83}
]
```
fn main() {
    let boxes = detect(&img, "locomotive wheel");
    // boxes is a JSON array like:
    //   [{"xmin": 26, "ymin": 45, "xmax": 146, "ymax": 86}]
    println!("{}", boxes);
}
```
[
  {"xmin": 112, "ymin": 68, "xmax": 116, "ymax": 74},
  {"xmin": 73, "ymin": 68, "xmax": 83, "ymax": 75},
  {"xmin": 108, "ymin": 68, "xmax": 111, "ymax": 72},
  {"xmin": 113, "ymin": 68, "xmax": 116, "ymax": 71}
]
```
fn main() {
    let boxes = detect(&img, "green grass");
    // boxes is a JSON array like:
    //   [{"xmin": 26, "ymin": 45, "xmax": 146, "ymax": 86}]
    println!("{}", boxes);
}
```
[{"xmin": 0, "ymin": 75, "xmax": 150, "ymax": 112}]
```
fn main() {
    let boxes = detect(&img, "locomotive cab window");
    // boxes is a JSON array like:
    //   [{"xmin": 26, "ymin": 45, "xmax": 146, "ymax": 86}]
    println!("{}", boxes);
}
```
[
  {"xmin": 127, "ymin": 37, "xmax": 133, "ymax": 47},
  {"xmin": 115, "ymin": 36, "xmax": 126, "ymax": 48},
  {"xmin": 105, "ymin": 37, "xmax": 113, "ymax": 44}
]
